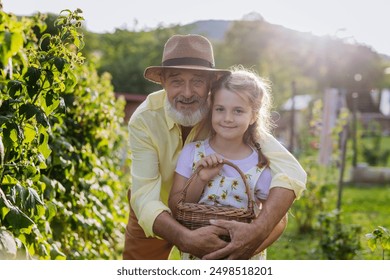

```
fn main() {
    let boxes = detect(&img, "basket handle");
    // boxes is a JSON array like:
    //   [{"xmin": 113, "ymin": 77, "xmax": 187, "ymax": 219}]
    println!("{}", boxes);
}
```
[{"xmin": 177, "ymin": 159, "xmax": 256, "ymax": 214}]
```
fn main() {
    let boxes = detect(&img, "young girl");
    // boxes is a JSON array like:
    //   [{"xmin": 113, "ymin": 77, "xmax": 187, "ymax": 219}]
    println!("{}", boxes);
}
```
[{"xmin": 168, "ymin": 67, "xmax": 287, "ymax": 260}]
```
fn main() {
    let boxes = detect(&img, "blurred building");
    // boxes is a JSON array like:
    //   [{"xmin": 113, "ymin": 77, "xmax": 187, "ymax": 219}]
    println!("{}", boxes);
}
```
[
  {"xmin": 345, "ymin": 88, "xmax": 390, "ymax": 135},
  {"xmin": 272, "ymin": 94, "xmax": 314, "ymax": 150},
  {"xmin": 115, "ymin": 93, "xmax": 146, "ymax": 124}
]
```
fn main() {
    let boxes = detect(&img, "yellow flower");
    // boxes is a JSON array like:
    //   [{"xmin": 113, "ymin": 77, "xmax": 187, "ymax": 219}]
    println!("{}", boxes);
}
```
[
  {"xmin": 219, "ymin": 176, "xmax": 225, "ymax": 186},
  {"xmin": 208, "ymin": 194, "xmax": 219, "ymax": 202}
]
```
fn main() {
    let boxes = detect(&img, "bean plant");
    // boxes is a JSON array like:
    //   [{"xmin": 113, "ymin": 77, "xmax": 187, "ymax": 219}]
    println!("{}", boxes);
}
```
[{"xmin": 0, "ymin": 9, "xmax": 129, "ymax": 259}]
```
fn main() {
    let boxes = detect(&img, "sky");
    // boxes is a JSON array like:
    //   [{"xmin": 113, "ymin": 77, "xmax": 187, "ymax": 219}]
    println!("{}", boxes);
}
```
[{"xmin": 2, "ymin": 0, "xmax": 390, "ymax": 56}]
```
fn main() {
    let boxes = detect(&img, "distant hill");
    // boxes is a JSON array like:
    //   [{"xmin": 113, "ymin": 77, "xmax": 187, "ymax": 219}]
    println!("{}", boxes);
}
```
[
  {"xmin": 186, "ymin": 19, "xmax": 390, "ymax": 59},
  {"xmin": 185, "ymin": 20, "xmax": 233, "ymax": 41},
  {"xmin": 185, "ymin": 18, "xmax": 318, "ymax": 43}
]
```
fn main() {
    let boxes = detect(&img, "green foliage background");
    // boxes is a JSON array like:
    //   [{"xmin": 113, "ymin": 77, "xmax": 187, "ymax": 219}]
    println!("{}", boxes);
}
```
[{"xmin": 0, "ymin": 10, "xmax": 129, "ymax": 259}]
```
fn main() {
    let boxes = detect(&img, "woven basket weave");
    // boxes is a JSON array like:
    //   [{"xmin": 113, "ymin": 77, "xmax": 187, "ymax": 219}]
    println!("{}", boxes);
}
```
[{"xmin": 176, "ymin": 159, "xmax": 257, "ymax": 231}]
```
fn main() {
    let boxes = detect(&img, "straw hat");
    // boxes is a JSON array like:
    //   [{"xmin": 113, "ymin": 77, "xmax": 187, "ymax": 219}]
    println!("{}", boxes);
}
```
[{"xmin": 144, "ymin": 34, "xmax": 230, "ymax": 84}]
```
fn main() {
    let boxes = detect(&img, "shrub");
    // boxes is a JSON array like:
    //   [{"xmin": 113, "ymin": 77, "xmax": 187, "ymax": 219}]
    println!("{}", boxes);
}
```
[{"xmin": 0, "ymin": 9, "xmax": 129, "ymax": 259}]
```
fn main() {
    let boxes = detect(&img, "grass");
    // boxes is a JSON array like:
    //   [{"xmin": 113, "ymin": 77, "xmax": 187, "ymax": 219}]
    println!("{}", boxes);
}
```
[{"xmin": 268, "ymin": 184, "xmax": 390, "ymax": 260}]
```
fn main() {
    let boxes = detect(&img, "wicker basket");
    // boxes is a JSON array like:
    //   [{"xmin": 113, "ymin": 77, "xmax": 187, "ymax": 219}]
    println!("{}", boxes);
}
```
[{"xmin": 176, "ymin": 159, "xmax": 257, "ymax": 231}]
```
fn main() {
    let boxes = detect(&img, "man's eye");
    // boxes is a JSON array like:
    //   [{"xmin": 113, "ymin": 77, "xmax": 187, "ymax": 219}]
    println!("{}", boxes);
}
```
[
  {"xmin": 193, "ymin": 79, "xmax": 205, "ymax": 85},
  {"xmin": 171, "ymin": 80, "xmax": 182, "ymax": 85}
]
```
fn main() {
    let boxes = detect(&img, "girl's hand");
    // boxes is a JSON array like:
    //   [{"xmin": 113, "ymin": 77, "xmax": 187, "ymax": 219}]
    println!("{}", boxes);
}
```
[{"xmin": 195, "ymin": 153, "xmax": 224, "ymax": 182}]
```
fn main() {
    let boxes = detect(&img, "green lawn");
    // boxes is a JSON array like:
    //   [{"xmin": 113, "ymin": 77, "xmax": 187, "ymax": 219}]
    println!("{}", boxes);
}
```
[{"xmin": 268, "ymin": 184, "xmax": 390, "ymax": 260}]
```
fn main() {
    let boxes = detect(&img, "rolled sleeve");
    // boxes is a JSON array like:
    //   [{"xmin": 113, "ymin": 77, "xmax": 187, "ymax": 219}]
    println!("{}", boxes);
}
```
[
  {"xmin": 260, "ymin": 133, "xmax": 307, "ymax": 199},
  {"xmin": 271, "ymin": 173, "xmax": 306, "ymax": 199}
]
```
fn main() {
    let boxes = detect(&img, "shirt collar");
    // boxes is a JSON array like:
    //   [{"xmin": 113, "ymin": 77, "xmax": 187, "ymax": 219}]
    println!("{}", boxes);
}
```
[{"xmin": 163, "ymin": 92, "xmax": 177, "ymax": 131}]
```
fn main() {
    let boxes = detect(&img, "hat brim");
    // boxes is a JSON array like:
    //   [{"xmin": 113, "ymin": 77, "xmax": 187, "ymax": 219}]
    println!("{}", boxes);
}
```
[{"xmin": 144, "ymin": 65, "xmax": 231, "ymax": 84}]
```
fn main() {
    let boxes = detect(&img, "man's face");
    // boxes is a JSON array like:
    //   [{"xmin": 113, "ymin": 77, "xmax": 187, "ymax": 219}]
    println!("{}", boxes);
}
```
[{"xmin": 162, "ymin": 69, "xmax": 211, "ymax": 126}]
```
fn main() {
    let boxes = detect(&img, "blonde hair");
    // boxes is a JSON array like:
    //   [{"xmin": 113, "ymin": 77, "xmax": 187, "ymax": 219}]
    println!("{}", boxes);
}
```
[{"xmin": 209, "ymin": 66, "xmax": 274, "ymax": 167}]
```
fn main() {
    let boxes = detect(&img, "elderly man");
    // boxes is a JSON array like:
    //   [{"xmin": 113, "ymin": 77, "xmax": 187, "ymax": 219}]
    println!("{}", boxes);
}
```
[{"xmin": 123, "ymin": 34, "xmax": 306, "ymax": 260}]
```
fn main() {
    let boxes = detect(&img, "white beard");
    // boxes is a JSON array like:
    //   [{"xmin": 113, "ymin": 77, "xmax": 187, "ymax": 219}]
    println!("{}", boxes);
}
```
[{"xmin": 165, "ymin": 98, "xmax": 209, "ymax": 127}]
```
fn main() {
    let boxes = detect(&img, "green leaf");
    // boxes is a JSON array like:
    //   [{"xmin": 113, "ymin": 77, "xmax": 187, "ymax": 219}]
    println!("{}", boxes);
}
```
[
  {"xmin": 367, "ymin": 238, "xmax": 377, "ymax": 251},
  {"xmin": 5, "ymin": 207, "xmax": 34, "ymax": 229},
  {"xmin": 45, "ymin": 201, "xmax": 57, "ymax": 221},
  {"xmin": 36, "ymin": 204, "xmax": 46, "ymax": 217},
  {"xmin": 37, "ymin": 153, "xmax": 47, "ymax": 169},
  {"xmin": 54, "ymin": 57, "xmax": 66, "ymax": 73},
  {"xmin": 383, "ymin": 238, "xmax": 390, "ymax": 250},
  {"xmin": 38, "ymin": 33, "xmax": 51, "ymax": 50},
  {"xmin": 26, "ymin": 187, "xmax": 44, "ymax": 210},
  {"xmin": 2, "ymin": 174, "xmax": 18, "ymax": 186},
  {"xmin": 0, "ymin": 190, "xmax": 12, "ymax": 219},
  {"xmin": 23, "ymin": 123, "xmax": 37, "ymax": 144},
  {"xmin": 0, "ymin": 115, "xmax": 12, "ymax": 126},
  {"xmin": 20, "ymin": 103, "xmax": 39, "ymax": 120},
  {"xmin": 45, "ymin": 70, "xmax": 54, "ymax": 87},
  {"xmin": 41, "ymin": 91, "xmax": 60, "ymax": 115},
  {"xmin": 38, "ymin": 132, "xmax": 52, "ymax": 158},
  {"xmin": 23, "ymin": 163, "xmax": 37, "ymax": 178},
  {"xmin": 36, "ymin": 109, "xmax": 50, "ymax": 127},
  {"xmin": 4, "ymin": 122, "xmax": 24, "ymax": 145},
  {"xmin": 17, "ymin": 183, "xmax": 28, "ymax": 203},
  {"xmin": 1, "ymin": 31, "xmax": 14, "ymax": 66},
  {"xmin": 7, "ymin": 80, "xmax": 23, "ymax": 98},
  {"xmin": 10, "ymin": 32, "xmax": 24, "ymax": 56},
  {"xmin": 24, "ymin": 67, "xmax": 41, "ymax": 85},
  {"xmin": 45, "ymin": 90, "xmax": 55, "ymax": 107}
]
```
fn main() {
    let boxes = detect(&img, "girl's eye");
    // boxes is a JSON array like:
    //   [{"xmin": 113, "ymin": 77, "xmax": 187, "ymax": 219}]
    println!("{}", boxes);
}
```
[
  {"xmin": 215, "ymin": 107, "xmax": 224, "ymax": 112},
  {"xmin": 234, "ymin": 109, "xmax": 244, "ymax": 114}
]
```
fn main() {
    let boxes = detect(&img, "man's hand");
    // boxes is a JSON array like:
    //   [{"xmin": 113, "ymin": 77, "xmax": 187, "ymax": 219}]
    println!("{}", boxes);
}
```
[
  {"xmin": 202, "ymin": 220, "xmax": 264, "ymax": 259},
  {"xmin": 153, "ymin": 211, "xmax": 229, "ymax": 259},
  {"xmin": 202, "ymin": 187, "xmax": 296, "ymax": 260},
  {"xmin": 179, "ymin": 225, "xmax": 229, "ymax": 258}
]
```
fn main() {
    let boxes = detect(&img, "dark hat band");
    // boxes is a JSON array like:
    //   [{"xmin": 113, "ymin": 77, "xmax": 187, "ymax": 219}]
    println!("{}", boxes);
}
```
[{"xmin": 162, "ymin": 57, "xmax": 214, "ymax": 68}]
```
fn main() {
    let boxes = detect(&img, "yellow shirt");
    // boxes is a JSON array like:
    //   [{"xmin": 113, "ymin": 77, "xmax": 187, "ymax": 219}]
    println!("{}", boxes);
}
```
[{"xmin": 128, "ymin": 89, "xmax": 307, "ymax": 238}]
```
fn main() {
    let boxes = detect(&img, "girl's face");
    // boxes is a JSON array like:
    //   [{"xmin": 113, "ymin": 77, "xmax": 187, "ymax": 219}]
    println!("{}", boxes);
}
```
[{"xmin": 211, "ymin": 88, "xmax": 255, "ymax": 142}]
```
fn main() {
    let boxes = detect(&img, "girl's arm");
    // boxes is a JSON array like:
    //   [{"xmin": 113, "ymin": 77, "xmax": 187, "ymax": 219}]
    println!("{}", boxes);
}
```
[
  {"xmin": 169, "ymin": 154, "xmax": 224, "ymax": 217},
  {"xmin": 168, "ymin": 172, "xmax": 208, "ymax": 217}
]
